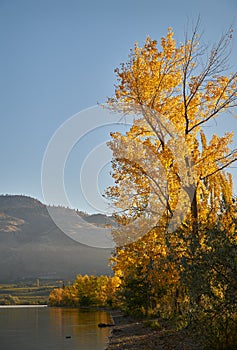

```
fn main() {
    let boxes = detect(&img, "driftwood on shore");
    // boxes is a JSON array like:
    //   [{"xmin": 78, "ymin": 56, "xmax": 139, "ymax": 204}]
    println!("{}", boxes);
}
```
[{"xmin": 98, "ymin": 322, "xmax": 114, "ymax": 328}]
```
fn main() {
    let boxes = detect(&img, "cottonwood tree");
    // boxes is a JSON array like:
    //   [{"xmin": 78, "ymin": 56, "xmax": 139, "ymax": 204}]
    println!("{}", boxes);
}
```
[
  {"xmin": 106, "ymin": 21, "xmax": 237, "ymax": 320},
  {"xmin": 107, "ymin": 21, "xmax": 237, "ymax": 239}
]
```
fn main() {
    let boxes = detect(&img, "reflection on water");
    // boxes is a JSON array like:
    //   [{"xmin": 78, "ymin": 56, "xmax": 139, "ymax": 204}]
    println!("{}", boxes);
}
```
[{"xmin": 0, "ymin": 306, "xmax": 111, "ymax": 350}]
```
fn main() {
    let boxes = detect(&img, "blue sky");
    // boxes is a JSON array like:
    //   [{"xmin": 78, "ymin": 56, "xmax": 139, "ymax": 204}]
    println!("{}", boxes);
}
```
[{"xmin": 0, "ymin": 0, "xmax": 237, "ymax": 213}]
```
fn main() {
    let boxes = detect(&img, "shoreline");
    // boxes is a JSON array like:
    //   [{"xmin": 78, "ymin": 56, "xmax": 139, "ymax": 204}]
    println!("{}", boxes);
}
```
[{"xmin": 105, "ymin": 310, "xmax": 202, "ymax": 350}]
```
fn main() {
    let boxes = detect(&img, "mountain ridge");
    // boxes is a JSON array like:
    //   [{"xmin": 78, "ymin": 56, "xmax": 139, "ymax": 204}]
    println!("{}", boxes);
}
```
[{"xmin": 0, "ymin": 195, "xmax": 113, "ymax": 282}]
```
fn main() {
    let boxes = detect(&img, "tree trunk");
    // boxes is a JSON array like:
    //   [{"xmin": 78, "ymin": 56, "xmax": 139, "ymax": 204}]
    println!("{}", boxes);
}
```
[{"xmin": 191, "ymin": 189, "xmax": 198, "ymax": 236}]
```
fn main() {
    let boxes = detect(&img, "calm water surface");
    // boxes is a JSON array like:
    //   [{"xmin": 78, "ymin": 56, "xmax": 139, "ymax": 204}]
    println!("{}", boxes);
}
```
[{"xmin": 0, "ymin": 306, "xmax": 111, "ymax": 350}]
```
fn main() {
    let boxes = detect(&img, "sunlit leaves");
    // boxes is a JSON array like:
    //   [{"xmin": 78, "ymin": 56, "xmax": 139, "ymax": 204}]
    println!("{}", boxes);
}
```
[
  {"xmin": 48, "ymin": 275, "xmax": 121, "ymax": 307},
  {"xmin": 105, "ymin": 26, "xmax": 237, "ymax": 329}
]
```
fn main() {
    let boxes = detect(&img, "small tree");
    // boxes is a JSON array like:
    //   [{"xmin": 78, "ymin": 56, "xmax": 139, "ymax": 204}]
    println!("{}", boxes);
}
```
[{"xmin": 177, "ymin": 221, "xmax": 237, "ymax": 349}]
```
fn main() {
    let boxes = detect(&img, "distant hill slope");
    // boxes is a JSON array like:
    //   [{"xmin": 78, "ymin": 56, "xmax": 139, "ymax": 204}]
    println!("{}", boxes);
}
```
[{"xmin": 0, "ymin": 195, "xmax": 113, "ymax": 282}]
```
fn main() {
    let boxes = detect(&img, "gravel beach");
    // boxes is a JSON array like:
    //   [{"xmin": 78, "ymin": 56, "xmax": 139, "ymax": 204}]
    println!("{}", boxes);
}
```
[{"xmin": 106, "ymin": 310, "xmax": 202, "ymax": 350}]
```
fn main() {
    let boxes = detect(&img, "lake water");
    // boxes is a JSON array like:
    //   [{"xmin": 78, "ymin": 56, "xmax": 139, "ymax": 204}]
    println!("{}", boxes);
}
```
[{"xmin": 0, "ymin": 306, "xmax": 112, "ymax": 350}]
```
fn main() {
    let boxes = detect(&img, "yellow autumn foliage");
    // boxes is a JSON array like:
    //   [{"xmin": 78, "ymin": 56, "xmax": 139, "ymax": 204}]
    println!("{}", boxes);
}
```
[{"xmin": 105, "ymin": 26, "xmax": 237, "ymax": 319}]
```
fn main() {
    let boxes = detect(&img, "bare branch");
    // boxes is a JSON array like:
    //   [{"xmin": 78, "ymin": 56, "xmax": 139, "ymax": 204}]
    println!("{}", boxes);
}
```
[{"xmin": 201, "ymin": 156, "xmax": 237, "ymax": 180}]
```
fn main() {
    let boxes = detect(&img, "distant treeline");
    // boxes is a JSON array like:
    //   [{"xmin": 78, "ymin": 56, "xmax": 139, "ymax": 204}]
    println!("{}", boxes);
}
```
[{"xmin": 48, "ymin": 274, "xmax": 120, "ymax": 307}]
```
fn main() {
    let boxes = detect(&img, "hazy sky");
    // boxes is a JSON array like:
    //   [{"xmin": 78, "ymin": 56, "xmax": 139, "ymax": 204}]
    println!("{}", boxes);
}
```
[{"xmin": 1, "ymin": 0, "xmax": 237, "ymax": 213}]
